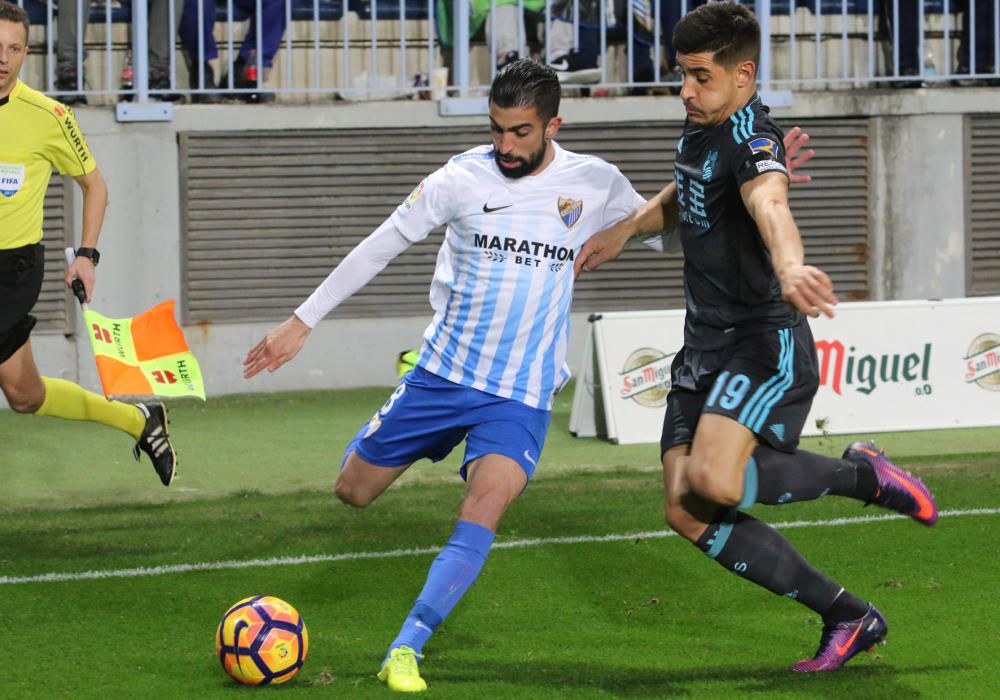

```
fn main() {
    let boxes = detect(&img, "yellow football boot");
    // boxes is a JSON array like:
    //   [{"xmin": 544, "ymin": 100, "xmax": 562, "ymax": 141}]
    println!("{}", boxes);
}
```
[{"xmin": 377, "ymin": 646, "xmax": 427, "ymax": 692}]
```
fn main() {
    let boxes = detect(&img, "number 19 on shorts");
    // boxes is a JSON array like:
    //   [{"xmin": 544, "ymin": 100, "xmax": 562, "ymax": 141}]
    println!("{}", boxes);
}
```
[{"xmin": 706, "ymin": 371, "xmax": 751, "ymax": 411}]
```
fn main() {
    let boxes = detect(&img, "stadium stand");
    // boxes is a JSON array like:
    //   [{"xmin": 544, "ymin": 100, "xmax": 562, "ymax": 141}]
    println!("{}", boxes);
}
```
[{"xmin": 11, "ymin": 0, "xmax": 992, "ymax": 102}]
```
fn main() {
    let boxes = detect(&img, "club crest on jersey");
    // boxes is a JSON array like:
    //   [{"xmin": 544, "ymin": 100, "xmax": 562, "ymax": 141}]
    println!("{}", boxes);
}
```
[
  {"xmin": 0, "ymin": 163, "xmax": 25, "ymax": 198},
  {"xmin": 558, "ymin": 197, "xmax": 583, "ymax": 228},
  {"xmin": 702, "ymin": 151, "xmax": 719, "ymax": 181},
  {"xmin": 400, "ymin": 179, "xmax": 425, "ymax": 213},
  {"xmin": 748, "ymin": 137, "xmax": 777, "ymax": 157}
]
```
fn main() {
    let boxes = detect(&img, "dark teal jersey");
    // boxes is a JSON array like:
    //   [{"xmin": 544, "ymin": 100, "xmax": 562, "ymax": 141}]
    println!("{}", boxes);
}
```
[{"xmin": 674, "ymin": 93, "xmax": 803, "ymax": 351}]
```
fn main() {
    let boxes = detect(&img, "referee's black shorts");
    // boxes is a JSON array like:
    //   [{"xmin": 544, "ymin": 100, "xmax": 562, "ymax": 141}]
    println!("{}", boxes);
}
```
[
  {"xmin": 660, "ymin": 320, "xmax": 820, "ymax": 457},
  {"xmin": 0, "ymin": 243, "xmax": 45, "ymax": 364}
]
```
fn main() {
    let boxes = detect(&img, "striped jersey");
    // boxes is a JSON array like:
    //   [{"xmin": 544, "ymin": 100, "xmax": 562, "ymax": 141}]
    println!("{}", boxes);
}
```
[{"xmin": 390, "ymin": 142, "xmax": 643, "ymax": 410}]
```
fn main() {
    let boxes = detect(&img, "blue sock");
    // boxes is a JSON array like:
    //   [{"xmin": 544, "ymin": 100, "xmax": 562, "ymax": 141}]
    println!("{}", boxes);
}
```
[{"xmin": 387, "ymin": 520, "xmax": 495, "ymax": 659}]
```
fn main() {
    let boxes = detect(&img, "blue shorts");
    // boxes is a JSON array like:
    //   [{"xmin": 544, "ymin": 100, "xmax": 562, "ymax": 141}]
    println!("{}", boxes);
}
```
[{"xmin": 343, "ymin": 366, "xmax": 551, "ymax": 480}]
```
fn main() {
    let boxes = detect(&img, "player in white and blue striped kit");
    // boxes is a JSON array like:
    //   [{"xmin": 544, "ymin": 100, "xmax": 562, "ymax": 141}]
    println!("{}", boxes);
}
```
[{"xmin": 243, "ymin": 59, "xmax": 644, "ymax": 692}]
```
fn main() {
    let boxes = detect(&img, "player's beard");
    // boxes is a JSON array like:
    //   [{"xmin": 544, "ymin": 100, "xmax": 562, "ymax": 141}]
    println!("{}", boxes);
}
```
[{"xmin": 495, "ymin": 139, "xmax": 547, "ymax": 179}]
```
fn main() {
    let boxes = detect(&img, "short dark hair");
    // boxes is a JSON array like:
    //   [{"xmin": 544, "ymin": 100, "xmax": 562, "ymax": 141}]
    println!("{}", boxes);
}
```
[
  {"xmin": 489, "ymin": 59, "xmax": 560, "ymax": 123},
  {"xmin": 0, "ymin": 1, "xmax": 29, "ymax": 42},
  {"xmin": 674, "ymin": 1, "xmax": 760, "ymax": 68}
]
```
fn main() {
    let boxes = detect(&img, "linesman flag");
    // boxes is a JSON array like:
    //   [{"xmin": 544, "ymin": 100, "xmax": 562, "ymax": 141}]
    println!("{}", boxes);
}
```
[
  {"xmin": 83, "ymin": 300, "xmax": 206, "ymax": 400},
  {"xmin": 65, "ymin": 247, "xmax": 205, "ymax": 400}
]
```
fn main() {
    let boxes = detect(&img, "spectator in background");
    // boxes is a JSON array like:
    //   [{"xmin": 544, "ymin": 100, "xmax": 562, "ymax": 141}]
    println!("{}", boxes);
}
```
[
  {"xmin": 179, "ymin": 0, "xmax": 287, "ymax": 103},
  {"xmin": 484, "ymin": 0, "xmax": 546, "ymax": 69},
  {"xmin": 660, "ymin": 0, "xmax": 707, "ymax": 88},
  {"xmin": 56, "ymin": 0, "xmax": 182, "ymax": 104},
  {"xmin": 879, "ymin": 0, "xmax": 1000, "ymax": 88},
  {"xmin": 437, "ymin": 0, "xmax": 659, "ymax": 87},
  {"xmin": 956, "ymin": 0, "xmax": 999, "ymax": 83},
  {"xmin": 546, "ymin": 0, "xmax": 656, "ymax": 87},
  {"xmin": 878, "ymin": 0, "xmax": 923, "ymax": 87},
  {"xmin": 433, "ymin": 0, "xmax": 546, "ymax": 70}
]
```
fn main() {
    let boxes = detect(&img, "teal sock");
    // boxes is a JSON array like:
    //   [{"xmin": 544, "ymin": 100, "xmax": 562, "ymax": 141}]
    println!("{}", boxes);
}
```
[{"xmin": 743, "ymin": 447, "xmax": 877, "ymax": 506}]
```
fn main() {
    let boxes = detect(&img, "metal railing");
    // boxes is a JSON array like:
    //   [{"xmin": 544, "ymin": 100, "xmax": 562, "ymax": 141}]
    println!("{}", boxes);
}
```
[{"xmin": 12, "ymin": 0, "xmax": 1000, "ymax": 108}]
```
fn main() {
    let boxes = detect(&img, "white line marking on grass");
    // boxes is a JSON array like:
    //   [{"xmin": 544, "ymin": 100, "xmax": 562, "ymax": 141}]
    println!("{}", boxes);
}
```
[{"xmin": 2, "ymin": 507, "xmax": 997, "ymax": 585}]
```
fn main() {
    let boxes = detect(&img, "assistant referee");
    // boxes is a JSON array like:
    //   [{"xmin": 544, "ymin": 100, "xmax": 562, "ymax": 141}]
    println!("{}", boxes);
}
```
[{"xmin": 0, "ymin": 2, "xmax": 176, "ymax": 486}]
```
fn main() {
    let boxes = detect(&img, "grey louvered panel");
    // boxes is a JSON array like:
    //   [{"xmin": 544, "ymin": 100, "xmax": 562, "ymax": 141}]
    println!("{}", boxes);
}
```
[
  {"xmin": 180, "ymin": 118, "xmax": 869, "ymax": 323},
  {"xmin": 560, "ymin": 118, "xmax": 870, "ymax": 305},
  {"xmin": 34, "ymin": 177, "xmax": 72, "ymax": 331},
  {"xmin": 968, "ymin": 116, "xmax": 1000, "ymax": 296},
  {"xmin": 791, "ymin": 121, "xmax": 869, "ymax": 303}
]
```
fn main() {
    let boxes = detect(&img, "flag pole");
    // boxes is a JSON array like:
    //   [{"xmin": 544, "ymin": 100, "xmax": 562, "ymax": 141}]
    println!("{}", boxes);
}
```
[{"xmin": 64, "ymin": 247, "xmax": 87, "ymax": 307}]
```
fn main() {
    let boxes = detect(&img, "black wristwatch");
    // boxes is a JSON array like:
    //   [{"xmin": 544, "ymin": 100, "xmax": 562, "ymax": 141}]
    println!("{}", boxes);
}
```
[{"xmin": 76, "ymin": 247, "xmax": 100, "ymax": 266}]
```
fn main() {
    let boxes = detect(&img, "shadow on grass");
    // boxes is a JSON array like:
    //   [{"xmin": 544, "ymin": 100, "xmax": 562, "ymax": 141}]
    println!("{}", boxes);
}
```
[{"xmin": 433, "ymin": 657, "xmax": 975, "ymax": 697}]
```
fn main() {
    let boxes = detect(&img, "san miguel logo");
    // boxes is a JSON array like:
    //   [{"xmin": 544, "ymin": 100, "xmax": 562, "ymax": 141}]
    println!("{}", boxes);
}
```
[
  {"xmin": 619, "ymin": 348, "xmax": 674, "ymax": 408},
  {"xmin": 815, "ymin": 340, "xmax": 932, "ymax": 396},
  {"xmin": 558, "ymin": 197, "xmax": 582, "ymax": 228},
  {"xmin": 964, "ymin": 333, "xmax": 1000, "ymax": 392}
]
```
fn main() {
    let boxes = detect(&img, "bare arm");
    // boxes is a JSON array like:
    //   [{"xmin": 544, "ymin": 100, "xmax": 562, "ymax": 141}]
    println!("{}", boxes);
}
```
[
  {"xmin": 574, "ymin": 181, "xmax": 679, "ymax": 277},
  {"xmin": 66, "ymin": 167, "xmax": 109, "ymax": 302},
  {"xmin": 740, "ymin": 171, "xmax": 837, "ymax": 318},
  {"xmin": 630, "ymin": 180, "xmax": 681, "ymax": 238},
  {"xmin": 574, "ymin": 127, "xmax": 816, "ymax": 277}
]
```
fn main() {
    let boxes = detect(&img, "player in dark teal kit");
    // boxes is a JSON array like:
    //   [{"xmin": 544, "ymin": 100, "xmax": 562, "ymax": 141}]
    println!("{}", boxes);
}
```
[{"xmin": 576, "ymin": 2, "xmax": 938, "ymax": 673}]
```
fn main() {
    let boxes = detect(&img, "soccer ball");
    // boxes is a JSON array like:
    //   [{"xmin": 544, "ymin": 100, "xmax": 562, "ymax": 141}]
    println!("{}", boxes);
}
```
[{"xmin": 216, "ymin": 595, "xmax": 309, "ymax": 685}]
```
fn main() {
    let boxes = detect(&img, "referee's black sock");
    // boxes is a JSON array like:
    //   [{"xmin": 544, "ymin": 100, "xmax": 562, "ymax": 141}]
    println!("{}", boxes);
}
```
[
  {"xmin": 745, "ymin": 446, "xmax": 877, "ymax": 506},
  {"xmin": 695, "ymin": 508, "xmax": 869, "ymax": 623}
]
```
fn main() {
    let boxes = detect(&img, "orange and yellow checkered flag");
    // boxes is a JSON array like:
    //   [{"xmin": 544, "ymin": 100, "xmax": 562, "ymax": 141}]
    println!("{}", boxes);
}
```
[{"xmin": 83, "ymin": 300, "xmax": 206, "ymax": 400}]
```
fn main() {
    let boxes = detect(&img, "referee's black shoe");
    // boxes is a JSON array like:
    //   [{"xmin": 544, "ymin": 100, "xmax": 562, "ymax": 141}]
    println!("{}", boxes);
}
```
[{"xmin": 133, "ymin": 402, "xmax": 177, "ymax": 486}]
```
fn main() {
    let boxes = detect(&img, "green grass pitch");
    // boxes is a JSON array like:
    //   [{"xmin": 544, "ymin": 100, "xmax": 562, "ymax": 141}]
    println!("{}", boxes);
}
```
[{"xmin": 1, "ymin": 384, "xmax": 998, "ymax": 698}]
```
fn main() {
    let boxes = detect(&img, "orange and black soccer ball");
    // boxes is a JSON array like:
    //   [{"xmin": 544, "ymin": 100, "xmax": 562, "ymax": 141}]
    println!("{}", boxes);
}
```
[{"xmin": 216, "ymin": 595, "xmax": 308, "ymax": 685}]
